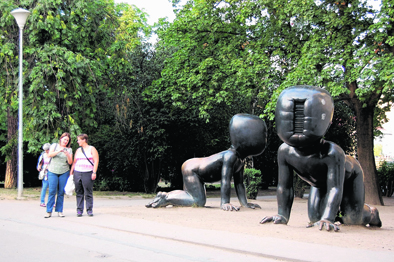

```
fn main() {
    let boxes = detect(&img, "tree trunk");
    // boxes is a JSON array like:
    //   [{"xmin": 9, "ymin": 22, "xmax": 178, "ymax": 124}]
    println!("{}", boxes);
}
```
[
  {"xmin": 4, "ymin": 109, "xmax": 18, "ymax": 189},
  {"xmin": 355, "ymin": 104, "xmax": 384, "ymax": 205}
]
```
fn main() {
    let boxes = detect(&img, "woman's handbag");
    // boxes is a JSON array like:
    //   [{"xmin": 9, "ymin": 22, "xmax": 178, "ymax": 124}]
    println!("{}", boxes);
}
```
[
  {"xmin": 64, "ymin": 175, "xmax": 75, "ymax": 196},
  {"xmin": 38, "ymin": 169, "xmax": 46, "ymax": 180},
  {"xmin": 38, "ymin": 154, "xmax": 45, "ymax": 180}
]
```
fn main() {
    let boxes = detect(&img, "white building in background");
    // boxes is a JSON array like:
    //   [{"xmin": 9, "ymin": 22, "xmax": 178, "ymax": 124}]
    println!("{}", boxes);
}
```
[{"xmin": 374, "ymin": 108, "xmax": 394, "ymax": 165}]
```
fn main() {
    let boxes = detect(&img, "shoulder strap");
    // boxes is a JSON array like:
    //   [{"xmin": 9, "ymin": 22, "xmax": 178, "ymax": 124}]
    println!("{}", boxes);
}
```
[
  {"xmin": 44, "ymin": 144, "xmax": 56, "ymax": 171},
  {"xmin": 37, "ymin": 152, "xmax": 44, "ymax": 168},
  {"xmin": 81, "ymin": 147, "xmax": 94, "ymax": 166}
]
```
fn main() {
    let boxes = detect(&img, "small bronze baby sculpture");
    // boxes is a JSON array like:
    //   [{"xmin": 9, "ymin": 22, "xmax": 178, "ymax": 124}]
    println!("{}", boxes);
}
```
[{"xmin": 146, "ymin": 113, "xmax": 267, "ymax": 211}]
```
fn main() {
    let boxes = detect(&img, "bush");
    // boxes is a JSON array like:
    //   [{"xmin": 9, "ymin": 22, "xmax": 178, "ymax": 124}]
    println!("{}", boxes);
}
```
[
  {"xmin": 244, "ymin": 168, "xmax": 262, "ymax": 199},
  {"xmin": 293, "ymin": 174, "xmax": 308, "ymax": 198},
  {"xmin": 377, "ymin": 161, "xmax": 394, "ymax": 197},
  {"xmin": 94, "ymin": 177, "xmax": 132, "ymax": 192}
]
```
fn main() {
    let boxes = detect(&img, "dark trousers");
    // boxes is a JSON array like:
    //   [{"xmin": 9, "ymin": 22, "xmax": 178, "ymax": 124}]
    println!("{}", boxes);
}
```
[{"xmin": 74, "ymin": 171, "xmax": 94, "ymax": 213}]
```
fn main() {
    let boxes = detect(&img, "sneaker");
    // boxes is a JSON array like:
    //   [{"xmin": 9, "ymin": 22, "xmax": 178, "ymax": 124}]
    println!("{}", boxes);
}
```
[
  {"xmin": 77, "ymin": 212, "xmax": 82, "ymax": 217},
  {"xmin": 44, "ymin": 212, "xmax": 52, "ymax": 218},
  {"xmin": 40, "ymin": 203, "xmax": 46, "ymax": 207},
  {"xmin": 87, "ymin": 211, "xmax": 93, "ymax": 217},
  {"xmin": 58, "ymin": 212, "xmax": 65, "ymax": 218}
]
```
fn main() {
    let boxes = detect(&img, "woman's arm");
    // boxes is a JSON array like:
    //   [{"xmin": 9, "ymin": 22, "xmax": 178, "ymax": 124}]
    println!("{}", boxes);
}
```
[
  {"xmin": 70, "ymin": 148, "xmax": 79, "ymax": 175},
  {"xmin": 47, "ymin": 144, "xmax": 62, "ymax": 158},
  {"xmin": 91, "ymin": 146, "xmax": 99, "ymax": 180}
]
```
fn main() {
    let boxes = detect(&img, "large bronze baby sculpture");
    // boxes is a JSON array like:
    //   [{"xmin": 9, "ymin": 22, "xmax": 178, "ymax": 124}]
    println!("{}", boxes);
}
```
[
  {"xmin": 146, "ymin": 113, "xmax": 267, "ymax": 211},
  {"xmin": 260, "ymin": 85, "xmax": 381, "ymax": 231}
]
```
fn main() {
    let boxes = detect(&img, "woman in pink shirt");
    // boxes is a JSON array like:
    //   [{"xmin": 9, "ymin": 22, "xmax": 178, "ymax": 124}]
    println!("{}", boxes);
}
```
[{"xmin": 70, "ymin": 134, "xmax": 99, "ymax": 217}]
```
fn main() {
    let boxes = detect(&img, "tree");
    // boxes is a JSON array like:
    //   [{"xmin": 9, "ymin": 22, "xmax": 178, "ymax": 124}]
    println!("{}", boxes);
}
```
[
  {"xmin": 272, "ymin": 0, "xmax": 394, "ymax": 205},
  {"xmin": 94, "ymin": 41, "xmax": 237, "ymax": 193},
  {"xmin": 149, "ymin": 0, "xmax": 308, "ymax": 193},
  {"xmin": 90, "ymin": 42, "xmax": 170, "ymax": 193},
  {"xmin": 0, "ymin": 0, "xmax": 146, "ymax": 188},
  {"xmin": 149, "ymin": 0, "xmax": 282, "ymax": 120},
  {"xmin": 153, "ymin": 0, "xmax": 393, "ymax": 205}
]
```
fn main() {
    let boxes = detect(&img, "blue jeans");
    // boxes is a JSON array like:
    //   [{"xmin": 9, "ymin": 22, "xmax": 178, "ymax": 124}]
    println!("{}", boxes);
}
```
[
  {"xmin": 47, "ymin": 170, "xmax": 69, "ymax": 213},
  {"xmin": 40, "ymin": 179, "xmax": 49, "ymax": 203}
]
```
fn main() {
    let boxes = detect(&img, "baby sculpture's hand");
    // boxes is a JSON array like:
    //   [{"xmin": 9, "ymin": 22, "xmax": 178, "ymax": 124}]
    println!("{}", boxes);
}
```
[
  {"xmin": 260, "ymin": 214, "xmax": 288, "ymax": 225},
  {"xmin": 221, "ymin": 203, "xmax": 240, "ymax": 211},
  {"xmin": 245, "ymin": 203, "xmax": 261, "ymax": 209},
  {"xmin": 307, "ymin": 219, "xmax": 340, "ymax": 232}
]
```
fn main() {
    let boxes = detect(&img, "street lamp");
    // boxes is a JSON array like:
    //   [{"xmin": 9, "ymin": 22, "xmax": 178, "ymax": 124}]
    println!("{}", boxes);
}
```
[{"xmin": 11, "ymin": 8, "xmax": 30, "ymax": 199}]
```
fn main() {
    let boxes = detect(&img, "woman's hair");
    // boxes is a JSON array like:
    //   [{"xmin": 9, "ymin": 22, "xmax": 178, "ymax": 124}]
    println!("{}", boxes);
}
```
[
  {"xmin": 77, "ymin": 134, "xmax": 89, "ymax": 144},
  {"xmin": 59, "ymin": 132, "xmax": 71, "ymax": 147},
  {"xmin": 42, "ymin": 143, "xmax": 51, "ymax": 150}
]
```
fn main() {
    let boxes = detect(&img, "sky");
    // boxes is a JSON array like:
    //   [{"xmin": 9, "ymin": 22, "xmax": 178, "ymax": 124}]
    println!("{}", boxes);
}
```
[
  {"xmin": 114, "ymin": 0, "xmax": 382, "ymax": 25},
  {"xmin": 114, "ymin": 0, "xmax": 182, "ymax": 43},
  {"xmin": 114, "ymin": 0, "xmax": 178, "ymax": 25},
  {"xmin": 114, "ymin": 0, "xmax": 382, "ymax": 43}
]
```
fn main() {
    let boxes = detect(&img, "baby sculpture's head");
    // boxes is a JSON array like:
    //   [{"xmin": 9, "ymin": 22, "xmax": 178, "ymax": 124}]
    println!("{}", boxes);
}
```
[
  {"xmin": 229, "ymin": 113, "xmax": 267, "ymax": 159},
  {"xmin": 275, "ymin": 85, "xmax": 334, "ymax": 147}
]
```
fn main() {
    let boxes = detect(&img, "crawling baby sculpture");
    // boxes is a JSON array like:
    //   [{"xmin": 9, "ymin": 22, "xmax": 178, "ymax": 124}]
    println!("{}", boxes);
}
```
[
  {"xmin": 146, "ymin": 113, "xmax": 267, "ymax": 211},
  {"xmin": 260, "ymin": 85, "xmax": 382, "ymax": 231}
]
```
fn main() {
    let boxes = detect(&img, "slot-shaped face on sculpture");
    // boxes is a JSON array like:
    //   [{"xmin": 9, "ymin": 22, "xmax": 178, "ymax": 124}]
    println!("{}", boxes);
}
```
[
  {"xmin": 275, "ymin": 85, "xmax": 334, "ymax": 147},
  {"xmin": 229, "ymin": 114, "xmax": 267, "ymax": 159}
]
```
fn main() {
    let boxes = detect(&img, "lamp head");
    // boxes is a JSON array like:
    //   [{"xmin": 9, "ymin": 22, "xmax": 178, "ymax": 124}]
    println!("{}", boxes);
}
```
[{"xmin": 11, "ymin": 8, "xmax": 30, "ymax": 29}]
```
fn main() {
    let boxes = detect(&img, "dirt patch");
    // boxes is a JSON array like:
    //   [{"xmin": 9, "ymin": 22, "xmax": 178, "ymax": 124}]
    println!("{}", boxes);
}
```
[{"xmin": 101, "ymin": 195, "xmax": 394, "ymax": 253}]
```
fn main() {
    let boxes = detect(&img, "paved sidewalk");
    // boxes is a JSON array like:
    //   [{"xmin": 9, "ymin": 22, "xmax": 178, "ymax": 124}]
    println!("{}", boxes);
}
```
[{"xmin": 0, "ymin": 196, "xmax": 392, "ymax": 262}]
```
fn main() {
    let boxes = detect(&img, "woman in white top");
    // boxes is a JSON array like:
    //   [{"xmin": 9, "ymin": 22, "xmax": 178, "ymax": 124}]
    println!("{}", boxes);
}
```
[{"xmin": 70, "ymin": 134, "xmax": 99, "ymax": 217}]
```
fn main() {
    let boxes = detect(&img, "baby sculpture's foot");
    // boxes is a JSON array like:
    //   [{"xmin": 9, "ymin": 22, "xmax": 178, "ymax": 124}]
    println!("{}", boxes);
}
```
[
  {"xmin": 369, "ymin": 206, "xmax": 382, "ymax": 227},
  {"xmin": 145, "ymin": 192, "xmax": 168, "ymax": 208}
]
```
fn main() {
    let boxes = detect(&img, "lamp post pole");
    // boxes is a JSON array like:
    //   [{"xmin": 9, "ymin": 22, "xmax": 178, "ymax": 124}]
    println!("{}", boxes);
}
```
[{"xmin": 11, "ymin": 8, "xmax": 30, "ymax": 199}]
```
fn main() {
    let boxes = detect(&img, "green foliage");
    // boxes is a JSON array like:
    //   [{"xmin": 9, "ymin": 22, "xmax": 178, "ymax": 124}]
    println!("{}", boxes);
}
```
[
  {"xmin": 244, "ymin": 168, "xmax": 262, "ymax": 199},
  {"xmin": 90, "ymin": 42, "xmax": 176, "ymax": 192},
  {"xmin": 325, "ymin": 101, "xmax": 357, "ymax": 155},
  {"xmin": 97, "ymin": 42, "xmax": 171, "ymax": 193},
  {"xmin": 377, "ymin": 161, "xmax": 394, "ymax": 197},
  {"xmin": 1, "ymin": 0, "xmax": 150, "ymax": 188},
  {"xmin": 264, "ymin": 0, "xmax": 394, "ymax": 125},
  {"xmin": 0, "ymin": 0, "xmax": 149, "ymax": 154},
  {"xmin": 2, "ymin": 0, "xmax": 390, "ymax": 194},
  {"xmin": 149, "ymin": 0, "xmax": 280, "ymax": 121},
  {"xmin": 152, "ymin": 0, "xmax": 393, "ymax": 130},
  {"xmin": 90, "ymin": 40, "xmax": 238, "ymax": 193},
  {"xmin": 149, "ymin": 0, "xmax": 392, "ymax": 202},
  {"xmin": 94, "ymin": 176, "xmax": 132, "ymax": 192}
]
